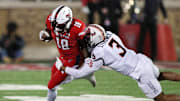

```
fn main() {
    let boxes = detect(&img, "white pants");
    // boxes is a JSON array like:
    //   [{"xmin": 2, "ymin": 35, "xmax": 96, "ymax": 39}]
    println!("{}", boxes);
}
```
[{"xmin": 129, "ymin": 54, "xmax": 162, "ymax": 99}]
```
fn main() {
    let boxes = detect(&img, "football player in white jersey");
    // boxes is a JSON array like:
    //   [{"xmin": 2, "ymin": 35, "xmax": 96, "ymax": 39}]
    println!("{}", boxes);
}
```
[{"xmin": 57, "ymin": 24, "xmax": 180, "ymax": 101}]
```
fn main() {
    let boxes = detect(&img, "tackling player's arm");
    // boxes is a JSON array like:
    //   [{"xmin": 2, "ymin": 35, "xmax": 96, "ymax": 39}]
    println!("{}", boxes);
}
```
[
  {"xmin": 64, "ymin": 57, "xmax": 103, "ymax": 79},
  {"xmin": 62, "ymin": 47, "xmax": 104, "ymax": 79}
]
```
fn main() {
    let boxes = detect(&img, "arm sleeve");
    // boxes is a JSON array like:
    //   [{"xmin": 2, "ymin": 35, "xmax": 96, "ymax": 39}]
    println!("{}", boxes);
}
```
[
  {"xmin": 44, "ymin": 13, "xmax": 53, "ymax": 41},
  {"xmin": 65, "ymin": 58, "xmax": 103, "ymax": 79}
]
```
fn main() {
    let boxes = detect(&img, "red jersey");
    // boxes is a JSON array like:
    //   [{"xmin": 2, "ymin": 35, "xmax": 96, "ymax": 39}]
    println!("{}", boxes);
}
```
[{"xmin": 46, "ymin": 14, "xmax": 86, "ymax": 67}]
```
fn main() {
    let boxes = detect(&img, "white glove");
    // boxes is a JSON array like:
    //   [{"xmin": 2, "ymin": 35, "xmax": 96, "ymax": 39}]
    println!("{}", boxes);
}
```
[
  {"xmin": 55, "ymin": 57, "xmax": 64, "ymax": 74},
  {"xmin": 39, "ymin": 30, "xmax": 50, "ymax": 42}
]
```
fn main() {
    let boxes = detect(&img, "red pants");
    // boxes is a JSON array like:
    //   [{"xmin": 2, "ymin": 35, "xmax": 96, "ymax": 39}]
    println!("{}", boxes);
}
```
[
  {"xmin": 48, "ymin": 55, "xmax": 83, "ymax": 89},
  {"xmin": 48, "ymin": 63, "xmax": 68, "ymax": 89}
]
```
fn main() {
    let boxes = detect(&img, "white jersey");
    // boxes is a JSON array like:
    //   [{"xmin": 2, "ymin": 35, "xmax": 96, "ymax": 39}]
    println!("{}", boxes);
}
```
[
  {"xmin": 65, "ymin": 31, "xmax": 161, "ymax": 99},
  {"xmin": 65, "ymin": 31, "xmax": 140, "ymax": 77}
]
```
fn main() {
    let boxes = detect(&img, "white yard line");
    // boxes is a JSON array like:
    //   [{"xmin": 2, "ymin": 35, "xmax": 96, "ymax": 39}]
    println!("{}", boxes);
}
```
[
  {"xmin": 4, "ymin": 95, "xmax": 153, "ymax": 101},
  {"xmin": 1, "ymin": 84, "xmax": 153, "ymax": 101},
  {"xmin": 0, "ymin": 84, "xmax": 63, "ymax": 90}
]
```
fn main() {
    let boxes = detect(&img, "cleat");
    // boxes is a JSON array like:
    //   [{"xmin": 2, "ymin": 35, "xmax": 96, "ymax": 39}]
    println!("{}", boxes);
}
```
[{"xmin": 85, "ymin": 73, "xmax": 96, "ymax": 87}]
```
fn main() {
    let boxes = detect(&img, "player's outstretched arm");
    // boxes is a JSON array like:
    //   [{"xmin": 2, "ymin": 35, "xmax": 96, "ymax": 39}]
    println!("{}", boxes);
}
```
[{"xmin": 63, "ymin": 58, "xmax": 102, "ymax": 79}]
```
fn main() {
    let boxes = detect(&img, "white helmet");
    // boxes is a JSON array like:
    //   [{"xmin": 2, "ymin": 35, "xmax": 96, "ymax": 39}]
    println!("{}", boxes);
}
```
[
  {"xmin": 50, "ymin": 5, "xmax": 73, "ymax": 33},
  {"xmin": 84, "ymin": 24, "xmax": 106, "ymax": 47}
]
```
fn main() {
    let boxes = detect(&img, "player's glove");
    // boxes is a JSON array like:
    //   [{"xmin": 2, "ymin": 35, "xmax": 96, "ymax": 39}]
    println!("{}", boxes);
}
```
[
  {"xmin": 55, "ymin": 57, "xmax": 65, "ymax": 74},
  {"xmin": 39, "ymin": 30, "xmax": 51, "ymax": 42}
]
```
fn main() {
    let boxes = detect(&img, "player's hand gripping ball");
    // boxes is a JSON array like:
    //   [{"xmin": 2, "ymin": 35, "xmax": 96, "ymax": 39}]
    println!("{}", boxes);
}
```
[{"xmin": 39, "ymin": 30, "xmax": 50, "ymax": 42}]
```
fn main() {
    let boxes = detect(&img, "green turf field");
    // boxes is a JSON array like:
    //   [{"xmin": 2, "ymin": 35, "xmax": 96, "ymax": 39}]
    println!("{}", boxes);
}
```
[{"xmin": 0, "ymin": 69, "xmax": 180, "ymax": 101}]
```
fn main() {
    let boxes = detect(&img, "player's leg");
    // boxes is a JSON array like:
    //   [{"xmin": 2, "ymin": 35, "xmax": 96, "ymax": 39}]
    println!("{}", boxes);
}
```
[
  {"xmin": 47, "ymin": 87, "xmax": 58, "ymax": 101},
  {"xmin": 158, "ymin": 72, "xmax": 180, "ymax": 81},
  {"xmin": 138, "ymin": 78, "xmax": 180, "ymax": 101},
  {"xmin": 154, "ymin": 92, "xmax": 180, "ymax": 101},
  {"xmin": 136, "ymin": 55, "xmax": 162, "ymax": 100},
  {"xmin": 137, "ymin": 77, "xmax": 162, "ymax": 100},
  {"xmin": 47, "ymin": 63, "xmax": 68, "ymax": 101},
  {"xmin": 136, "ymin": 54, "xmax": 180, "ymax": 101}
]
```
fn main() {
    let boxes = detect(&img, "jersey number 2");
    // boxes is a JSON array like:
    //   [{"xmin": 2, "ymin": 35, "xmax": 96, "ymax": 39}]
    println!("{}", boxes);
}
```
[{"xmin": 108, "ymin": 38, "xmax": 126, "ymax": 57}]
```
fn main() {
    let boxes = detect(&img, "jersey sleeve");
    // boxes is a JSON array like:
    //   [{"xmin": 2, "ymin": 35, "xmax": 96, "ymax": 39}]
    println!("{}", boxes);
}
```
[
  {"xmin": 74, "ymin": 19, "xmax": 86, "ymax": 49},
  {"xmin": 45, "ymin": 13, "xmax": 52, "ymax": 32},
  {"xmin": 44, "ymin": 13, "xmax": 53, "ymax": 40},
  {"xmin": 77, "ymin": 20, "xmax": 86, "ymax": 40},
  {"xmin": 65, "ymin": 47, "xmax": 104, "ymax": 79}
]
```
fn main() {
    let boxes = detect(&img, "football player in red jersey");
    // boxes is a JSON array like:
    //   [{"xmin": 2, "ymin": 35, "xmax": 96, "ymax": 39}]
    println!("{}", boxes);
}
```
[{"xmin": 39, "ymin": 5, "xmax": 96, "ymax": 101}]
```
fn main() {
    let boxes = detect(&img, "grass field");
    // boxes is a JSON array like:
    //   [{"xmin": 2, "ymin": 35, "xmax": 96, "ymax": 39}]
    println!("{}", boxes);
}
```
[{"xmin": 0, "ymin": 67, "xmax": 180, "ymax": 101}]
